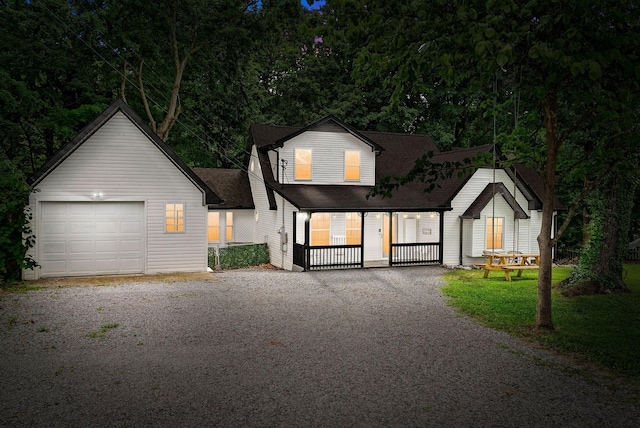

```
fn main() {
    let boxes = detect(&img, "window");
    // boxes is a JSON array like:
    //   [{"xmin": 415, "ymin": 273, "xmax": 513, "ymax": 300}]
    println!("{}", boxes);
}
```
[
  {"xmin": 295, "ymin": 148, "xmax": 312, "ymax": 180},
  {"xmin": 345, "ymin": 151, "xmax": 361, "ymax": 181},
  {"xmin": 208, "ymin": 212, "xmax": 233, "ymax": 242},
  {"xmin": 310, "ymin": 212, "xmax": 330, "ymax": 246},
  {"xmin": 226, "ymin": 212, "xmax": 234, "ymax": 241},
  {"xmin": 208, "ymin": 212, "xmax": 220, "ymax": 241},
  {"xmin": 345, "ymin": 212, "xmax": 361, "ymax": 244},
  {"xmin": 166, "ymin": 203, "xmax": 184, "ymax": 232},
  {"xmin": 486, "ymin": 217, "xmax": 504, "ymax": 250}
]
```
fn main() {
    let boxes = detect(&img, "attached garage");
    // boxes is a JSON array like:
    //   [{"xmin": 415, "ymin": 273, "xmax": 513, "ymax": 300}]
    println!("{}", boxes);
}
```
[
  {"xmin": 39, "ymin": 202, "xmax": 144, "ymax": 277},
  {"xmin": 23, "ymin": 100, "xmax": 221, "ymax": 280}
]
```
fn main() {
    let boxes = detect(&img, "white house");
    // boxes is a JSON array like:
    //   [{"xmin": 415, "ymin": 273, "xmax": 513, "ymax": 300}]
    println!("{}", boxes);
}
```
[
  {"xmin": 245, "ymin": 116, "xmax": 561, "ymax": 271},
  {"xmin": 23, "ymin": 103, "xmax": 560, "ymax": 278},
  {"xmin": 23, "ymin": 100, "xmax": 221, "ymax": 279}
]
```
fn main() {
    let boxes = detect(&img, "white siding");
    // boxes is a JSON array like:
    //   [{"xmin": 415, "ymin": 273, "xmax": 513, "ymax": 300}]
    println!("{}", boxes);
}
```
[
  {"xmin": 276, "ymin": 131, "xmax": 376, "ymax": 185},
  {"xmin": 26, "ymin": 111, "xmax": 207, "ymax": 279},
  {"xmin": 444, "ymin": 168, "xmax": 547, "ymax": 267},
  {"xmin": 233, "ymin": 210, "xmax": 254, "ymax": 243}
]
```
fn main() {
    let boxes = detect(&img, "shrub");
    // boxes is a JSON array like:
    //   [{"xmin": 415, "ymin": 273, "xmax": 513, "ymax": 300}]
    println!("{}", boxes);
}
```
[{"xmin": 209, "ymin": 244, "xmax": 270, "ymax": 270}]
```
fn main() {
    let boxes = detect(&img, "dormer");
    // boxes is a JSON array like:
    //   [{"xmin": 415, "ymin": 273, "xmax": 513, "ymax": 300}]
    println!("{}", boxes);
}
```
[{"xmin": 262, "ymin": 116, "xmax": 384, "ymax": 186}]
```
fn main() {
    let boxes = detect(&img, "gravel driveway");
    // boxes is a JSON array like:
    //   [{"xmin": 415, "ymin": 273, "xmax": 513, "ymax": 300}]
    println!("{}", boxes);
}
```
[{"xmin": 1, "ymin": 266, "xmax": 638, "ymax": 427}]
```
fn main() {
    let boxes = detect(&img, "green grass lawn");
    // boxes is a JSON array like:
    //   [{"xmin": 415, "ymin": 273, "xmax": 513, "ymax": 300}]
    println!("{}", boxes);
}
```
[{"xmin": 442, "ymin": 264, "xmax": 640, "ymax": 379}]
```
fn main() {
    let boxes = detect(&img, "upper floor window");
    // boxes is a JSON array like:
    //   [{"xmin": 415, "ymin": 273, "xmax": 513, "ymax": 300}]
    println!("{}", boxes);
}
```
[
  {"xmin": 486, "ymin": 217, "xmax": 504, "ymax": 250},
  {"xmin": 344, "ymin": 150, "xmax": 361, "ymax": 181},
  {"xmin": 166, "ymin": 203, "xmax": 184, "ymax": 233},
  {"xmin": 295, "ymin": 148, "xmax": 312, "ymax": 180}
]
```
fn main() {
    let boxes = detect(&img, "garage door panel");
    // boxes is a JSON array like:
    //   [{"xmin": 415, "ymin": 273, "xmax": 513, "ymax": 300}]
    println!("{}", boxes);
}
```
[
  {"xmin": 42, "ymin": 221, "xmax": 67, "ymax": 236},
  {"xmin": 42, "ymin": 260, "xmax": 67, "ymax": 275},
  {"xmin": 42, "ymin": 241, "xmax": 66, "ymax": 255},
  {"xmin": 96, "ymin": 221, "xmax": 118, "ymax": 234},
  {"xmin": 69, "ymin": 221, "xmax": 94, "ymax": 235},
  {"xmin": 69, "ymin": 240, "xmax": 93, "ymax": 254},
  {"xmin": 40, "ymin": 202, "xmax": 144, "ymax": 277},
  {"xmin": 121, "ymin": 239, "xmax": 142, "ymax": 252},
  {"xmin": 121, "ymin": 221, "xmax": 142, "ymax": 234},
  {"xmin": 95, "ymin": 240, "xmax": 119, "ymax": 253}
]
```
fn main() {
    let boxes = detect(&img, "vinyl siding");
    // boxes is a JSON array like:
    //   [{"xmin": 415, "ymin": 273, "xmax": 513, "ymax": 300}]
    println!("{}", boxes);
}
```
[
  {"xmin": 27, "ymin": 111, "xmax": 207, "ymax": 278},
  {"xmin": 445, "ymin": 168, "xmax": 547, "ymax": 266},
  {"xmin": 276, "ymin": 131, "xmax": 376, "ymax": 185}
]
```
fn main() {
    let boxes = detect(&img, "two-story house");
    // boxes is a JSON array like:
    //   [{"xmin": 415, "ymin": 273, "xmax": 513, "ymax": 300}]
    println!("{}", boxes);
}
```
[
  {"xmin": 23, "ymin": 102, "xmax": 559, "ymax": 279},
  {"xmin": 244, "ymin": 116, "xmax": 560, "ymax": 271}
]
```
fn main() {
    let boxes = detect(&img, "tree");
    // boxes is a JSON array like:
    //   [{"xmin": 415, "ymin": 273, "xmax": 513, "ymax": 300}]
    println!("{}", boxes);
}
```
[{"xmin": 333, "ymin": 0, "xmax": 640, "ymax": 329}]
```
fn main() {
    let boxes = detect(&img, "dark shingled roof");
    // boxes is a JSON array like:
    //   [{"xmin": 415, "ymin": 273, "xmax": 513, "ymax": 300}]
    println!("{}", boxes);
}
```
[
  {"xmin": 509, "ymin": 164, "xmax": 564, "ymax": 210},
  {"xmin": 249, "ymin": 119, "xmax": 502, "ymax": 211},
  {"xmin": 461, "ymin": 182, "xmax": 529, "ymax": 219},
  {"xmin": 29, "ymin": 99, "xmax": 221, "ymax": 205},
  {"xmin": 193, "ymin": 168, "xmax": 254, "ymax": 209}
]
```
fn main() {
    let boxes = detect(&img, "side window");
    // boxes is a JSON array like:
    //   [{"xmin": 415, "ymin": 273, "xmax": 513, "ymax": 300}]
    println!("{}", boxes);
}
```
[
  {"xmin": 486, "ymin": 217, "xmax": 504, "ymax": 250},
  {"xmin": 166, "ymin": 203, "xmax": 184, "ymax": 232},
  {"xmin": 208, "ymin": 212, "xmax": 220, "ymax": 242},
  {"xmin": 344, "ymin": 150, "xmax": 361, "ymax": 181},
  {"xmin": 226, "ymin": 212, "xmax": 234, "ymax": 241},
  {"xmin": 295, "ymin": 148, "xmax": 312, "ymax": 180}
]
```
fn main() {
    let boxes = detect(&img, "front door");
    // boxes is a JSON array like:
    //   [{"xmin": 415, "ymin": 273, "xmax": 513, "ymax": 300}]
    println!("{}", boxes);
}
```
[{"xmin": 382, "ymin": 213, "xmax": 397, "ymax": 258}]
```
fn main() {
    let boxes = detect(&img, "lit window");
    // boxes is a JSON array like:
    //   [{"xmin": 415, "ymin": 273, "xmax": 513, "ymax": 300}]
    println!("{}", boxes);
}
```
[
  {"xmin": 208, "ymin": 212, "xmax": 220, "ymax": 241},
  {"xmin": 345, "ymin": 212, "xmax": 361, "ymax": 244},
  {"xmin": 486, "ymin": 217, "xmax": 504, "ymax": 250},
  {"xmin": 310, "ymin": 212, "xmax": 330, "ymax": 246},
  {"xmin": 345, "ymin": 151, "xmax": 361, "ymax": 181},
  {"xmin": 166, "ymin": 203, "xmax": 184, "ymax": 232},
  {"xmin": 295, "ymin": 149, "xmax": 312, "ymax": 180},
  {"xmin": 226, "ymin": 212, "xmax": 234, "ymax": 241}
]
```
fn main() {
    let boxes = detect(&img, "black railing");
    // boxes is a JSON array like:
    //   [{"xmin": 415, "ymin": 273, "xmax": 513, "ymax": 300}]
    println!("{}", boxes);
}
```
[
  {"xmin": 390, "ymin": 243, "xmax": 441, "ymax": 266},
  {"xmin": 293, "ymin": 243, "xmax": 307, "ymax": 269},
  {"xmin": 308, "ymin": 245, "xmax": 362, "ymax": 270}
]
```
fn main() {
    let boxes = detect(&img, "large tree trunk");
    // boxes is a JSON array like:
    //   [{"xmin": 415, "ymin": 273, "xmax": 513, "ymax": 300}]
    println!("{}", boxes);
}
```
[
  {"xmin": 536, "ymin": 93, "xmax": 560, "ymax": 330},
  {"xmin": 561, "ymin": 168, "xmax": 635, "ymax": 295}
]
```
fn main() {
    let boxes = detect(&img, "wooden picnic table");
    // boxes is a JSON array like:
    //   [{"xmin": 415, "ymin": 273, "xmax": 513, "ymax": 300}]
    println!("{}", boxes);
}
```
[{"xmin": 479, "ymin": 252, "xmax": 540, "ymax": 281}]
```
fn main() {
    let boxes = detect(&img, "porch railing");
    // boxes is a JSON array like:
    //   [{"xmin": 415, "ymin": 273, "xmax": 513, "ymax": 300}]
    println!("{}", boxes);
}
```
[
  {"xmin": 293, "ymin": 243, "xmax": 362, "ymax": 270},
  {"xmin": 390, "ymin": 243, "xmax": 441, "ymax": 266}
]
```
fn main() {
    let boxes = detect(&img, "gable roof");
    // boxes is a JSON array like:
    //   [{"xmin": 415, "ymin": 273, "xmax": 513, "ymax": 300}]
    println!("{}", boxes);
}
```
[
  {"xmin": 249, "ymin": 122, "xmax": 480, "ymax": 211},
  {"xmin": 29, "ymin": 99, "xmax": 221, "ymax": 205},
  {"xmin": 461, "ymin": 182, "xmax": 529, "ymax": 219},
  {"xmin": 260, "ymin": 116, "xmax": 385, "ymax": 153},
  {"xmin": 193, "ymin": 168, "xmax": 254, "ymax": 209}
]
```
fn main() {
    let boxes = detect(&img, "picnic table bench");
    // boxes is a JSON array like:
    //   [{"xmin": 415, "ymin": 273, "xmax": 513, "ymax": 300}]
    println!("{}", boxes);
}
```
[{"xmin": 478, "ymin": 252, "xmax": 540, "ymax": 281}]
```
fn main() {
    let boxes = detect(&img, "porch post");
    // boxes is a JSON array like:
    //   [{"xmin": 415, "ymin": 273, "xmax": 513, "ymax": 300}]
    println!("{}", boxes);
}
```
[
  {"xmin": 292, "ymin": 211, "xmax": 297, "ymax": 245},
  {"xmin": 360, "ymin": 211, "xmax": 365, "ymax": 268},
  {"xmin": 439, "ymin": 211, "xmax": 445, "ymax": 264},
  {"xmin": 305, "ymin": 213, "xmax": 310, "ymax": 270},
  {"xmin": 388, "ymin": 211, "xmax": 393, "ymax": 266}
]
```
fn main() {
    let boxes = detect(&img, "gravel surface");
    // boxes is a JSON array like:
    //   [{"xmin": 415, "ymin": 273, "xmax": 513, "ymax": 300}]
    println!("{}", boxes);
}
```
[{"xmin": 1, "ymin": 266, "xmax": 638, "ymax": 427}]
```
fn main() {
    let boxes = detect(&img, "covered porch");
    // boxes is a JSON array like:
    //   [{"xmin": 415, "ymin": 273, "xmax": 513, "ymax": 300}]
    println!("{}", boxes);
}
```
[{"xmin": 292, "ymin": 210, "xmax": 445, "ymax": 271}]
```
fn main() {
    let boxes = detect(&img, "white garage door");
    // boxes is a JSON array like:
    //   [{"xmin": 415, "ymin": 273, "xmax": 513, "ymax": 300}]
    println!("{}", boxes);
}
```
[{"xmin": 40, "ymin": 202, "xmax": 144, "ymax": 277}]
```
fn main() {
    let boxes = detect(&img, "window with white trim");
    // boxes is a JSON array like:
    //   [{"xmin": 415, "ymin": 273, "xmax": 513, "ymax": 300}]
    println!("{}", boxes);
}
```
[
  {"xmin": 295, "ymin": 148, "xmax": 312, "ymax": 180},
  {"xmin": 208, "ymin": 212, "xmax": 220, "ymax": 242},
  {"xmin": 166, "ymin": 203, "xmax": 184, "ymax": 232},
  {"xmin": 226, "ymin": 212, "xmax": 234, "ymax": 241},
  {"xmin": 345, "ymin": 212, "xmax": 361, "ymax": 244},
  {"xmin": 310, "ymin": 212, "xmax": 330, "ymax": 246},
  {"xmin": 344, "ymin": 150, "xmax": 361, "ymax": 181},
  {"xmin": 486, "ymin": 217, "xmax": 504, "ymax": 250}
]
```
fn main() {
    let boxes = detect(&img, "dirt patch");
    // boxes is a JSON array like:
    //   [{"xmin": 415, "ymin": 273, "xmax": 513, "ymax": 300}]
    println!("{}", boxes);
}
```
[{"xmin": 21, "ymin": 271, "xmax": 216, "ymax": 289}]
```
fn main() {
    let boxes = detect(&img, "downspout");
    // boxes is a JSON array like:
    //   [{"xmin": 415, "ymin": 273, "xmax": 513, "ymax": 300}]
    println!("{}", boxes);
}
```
[{"xmin": 459, "ymin": 216, "xmax": 463, "ymax": 266}]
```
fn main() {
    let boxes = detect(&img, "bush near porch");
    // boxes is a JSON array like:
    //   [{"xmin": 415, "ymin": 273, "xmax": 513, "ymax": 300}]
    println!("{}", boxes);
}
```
[
  {"xmin": 208, "ymin": 244, "xmax": 270, "ymax": 270},
  {"xmin": 442, "ymin": 265, "xmax": 640, "ymax": 379}
]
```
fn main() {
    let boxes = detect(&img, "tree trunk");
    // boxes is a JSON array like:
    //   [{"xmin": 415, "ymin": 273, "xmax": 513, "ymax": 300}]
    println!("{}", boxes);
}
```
[
  {"xmin": 536, "ymin": 93, "xmax": 559, "ymax": 330},
  {"xmin": 560, "ymin": 168, "xmax": 635, "ymax": 295}
]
